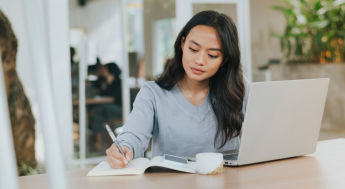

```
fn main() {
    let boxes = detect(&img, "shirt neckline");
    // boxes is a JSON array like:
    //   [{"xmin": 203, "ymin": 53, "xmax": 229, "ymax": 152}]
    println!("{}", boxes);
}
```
[{"xmin": 171, "ymin": 83, "xmax": 211, "ymax": 119}]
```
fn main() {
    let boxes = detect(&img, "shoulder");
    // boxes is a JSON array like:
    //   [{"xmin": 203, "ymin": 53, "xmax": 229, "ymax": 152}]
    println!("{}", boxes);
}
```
[
  {"xmin": 142, "ymin": 81, "xmax": 160, "ymax": 89},
  {"xmin": 141, "ymin": 81, "xmax": 168, "ymax": 95},
  {"xmin": 136, "ymin": 81, "xmax": 169, "ymax": 100},
  {"xmin": 134, "ymin": 81, "xmax": 171, "ymax": 109}
]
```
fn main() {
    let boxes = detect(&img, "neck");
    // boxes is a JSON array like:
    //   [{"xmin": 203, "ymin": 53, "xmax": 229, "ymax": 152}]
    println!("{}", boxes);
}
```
[{"xmin": 178, "ymin": 74, "xmax": 209, "ymax": 94}]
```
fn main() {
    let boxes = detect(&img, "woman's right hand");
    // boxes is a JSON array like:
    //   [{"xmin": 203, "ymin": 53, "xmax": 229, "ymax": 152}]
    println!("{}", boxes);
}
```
[{"xmin": 106, "ymin": 145, "xmax": 133, "ymax": 169}]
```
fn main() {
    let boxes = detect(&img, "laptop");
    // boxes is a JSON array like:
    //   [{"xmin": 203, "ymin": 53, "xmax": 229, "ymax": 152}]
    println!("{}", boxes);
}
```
[{"xmin": 189, "ymin": 78, "xmax": 329, "ymax": 166}]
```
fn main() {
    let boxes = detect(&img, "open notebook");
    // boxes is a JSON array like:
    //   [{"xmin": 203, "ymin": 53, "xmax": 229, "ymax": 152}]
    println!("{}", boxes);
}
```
[{"xmin": 87, "ymin": 156, "xmax": 197, "ymax": 176}]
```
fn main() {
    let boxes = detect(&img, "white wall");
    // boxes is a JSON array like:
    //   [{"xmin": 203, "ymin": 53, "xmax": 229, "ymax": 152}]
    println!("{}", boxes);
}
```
[
  {"xmin": 68, "ymin": 0, "xmax": 123, "ymax": 67},
  {"xmin": 250, "ymin": 0, "xmax": 285, "ymax": 70},
  {"xmin": 0, "ymin": 0, "xmax": 45, "ymax": 162}
]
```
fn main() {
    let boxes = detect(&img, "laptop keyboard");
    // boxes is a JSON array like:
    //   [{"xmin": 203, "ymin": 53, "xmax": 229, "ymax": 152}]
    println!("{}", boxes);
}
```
[{"xmin": 224, "ymin": 154, "xmax": 238, "ymax": 161}]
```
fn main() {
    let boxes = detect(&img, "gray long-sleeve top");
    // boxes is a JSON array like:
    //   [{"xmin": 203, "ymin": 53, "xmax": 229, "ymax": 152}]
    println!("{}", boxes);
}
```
[{"xmin": 117, "ymin": 79, "xmax": 250, "ymax": 159}]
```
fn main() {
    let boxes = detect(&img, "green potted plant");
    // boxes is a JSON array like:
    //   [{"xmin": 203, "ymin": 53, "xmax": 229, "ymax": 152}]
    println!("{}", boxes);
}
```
[{"xmin": 271, "ymin": 0, "xmax": 345, "ymax": 64}]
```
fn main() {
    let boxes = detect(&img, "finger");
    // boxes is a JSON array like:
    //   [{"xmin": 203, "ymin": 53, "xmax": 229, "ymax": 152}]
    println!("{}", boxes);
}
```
[
  {"xmin": 111, "ymin": 144, "xmax": 119, "ymax": 152},
  {"xmin": 121, "ymin": 146, "xmax": 133, "ymax": 161},
  {"xmin": 111, "ymin": 148, "xmax": 128, "ymax": 165},
  {"xmin": 111, "ymin": 156, "xmax": 127, "ymax": 168},
  {"xmin": 106, "ymin": 147, "xmax": 111, "ymax": 155},
  {"xmin": 108, "ymin": 156, "xmax": 127, "ymax": 169},
  {"xmin": 107, "ymin": 146, "xmax": 127, "ymax": 169},
  {"xmin": 107, "ymin": 155, "xmax": 117, "ymax": 169},
  {"xmin": 125, "ymin": 151, "xmax": 133, "ymax": 161},
  {"xmin": 126, "ymin": 154, "xmax": 131, "ymax": 162}
]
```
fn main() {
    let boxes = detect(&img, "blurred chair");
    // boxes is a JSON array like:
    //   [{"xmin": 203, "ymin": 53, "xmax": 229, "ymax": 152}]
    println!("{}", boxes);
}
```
[{"xmin": 129, "ymin": 52, "xmax": 139, "ymax": 78}]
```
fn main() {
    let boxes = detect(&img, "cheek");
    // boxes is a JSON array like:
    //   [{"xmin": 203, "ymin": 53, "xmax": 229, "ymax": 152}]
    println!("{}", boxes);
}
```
[
  {"xmin": 181, "ymin": 49, "xmax": 194, "ymax": 71},
  {"xmin": 206, "ymin": 60, "xmax": 223, "ymax": 75},
  {"xmin": 182, "ymin": 49, "xmax": 193, "ymax": 64}
]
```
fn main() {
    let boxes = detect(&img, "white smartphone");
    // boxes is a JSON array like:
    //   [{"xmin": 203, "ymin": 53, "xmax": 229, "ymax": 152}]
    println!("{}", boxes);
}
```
[{"xmin": 163, "ymin": 154, "xmax": 188, "ymax": 168}]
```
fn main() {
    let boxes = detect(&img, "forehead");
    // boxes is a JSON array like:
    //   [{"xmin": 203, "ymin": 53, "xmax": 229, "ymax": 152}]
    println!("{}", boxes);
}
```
[{"xmin": 186, "ymin": 25, "xmax": 222, "ymax": 49}]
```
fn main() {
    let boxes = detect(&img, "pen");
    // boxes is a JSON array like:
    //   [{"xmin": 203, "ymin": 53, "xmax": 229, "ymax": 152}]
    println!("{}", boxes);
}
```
[{"xmin": 105, "ymin": 124, "xmax": 131, "ymax": 166}]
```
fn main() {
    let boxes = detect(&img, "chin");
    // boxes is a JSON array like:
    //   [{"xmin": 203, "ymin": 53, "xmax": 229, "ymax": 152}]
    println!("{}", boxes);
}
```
[{"xmin": 186, "ymin": 71, "xmax": 207, "ymax": 81}]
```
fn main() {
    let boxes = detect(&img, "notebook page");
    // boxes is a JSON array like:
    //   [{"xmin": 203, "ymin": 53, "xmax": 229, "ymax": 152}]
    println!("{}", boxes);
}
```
[
  {"xmin": 87, "ymin": 158, "xmax": 150, "ymax": 176},
  {"xmin": 144, "ymin": 156, "xmax": 196, "ymax": 173}
]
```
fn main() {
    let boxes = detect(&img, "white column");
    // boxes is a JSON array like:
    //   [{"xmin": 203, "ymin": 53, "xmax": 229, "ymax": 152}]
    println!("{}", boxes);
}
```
[
  {"xmin": 236, "ymin": 0, "xmax": 246, "ymax": 79},
  {"xmin": 242, "ymin": 0, "xmax": 252, "ymax": 82},
  {"xmin": 176, "ymin": 0, "xmax": 193, "ymax": 32},
  {"xmin": 237, "ymin": 0, "xmax": 252, "ymax": 81},
  {"xmin": 44, "ymin": 0, "xmax": 74, "ymax": 162},
  {"xmin": 0, "ymin": 54, "xmax": 19, "ymax": 189},
  {"xmin": 20, "ymin": 0, "xmax": 69, "ymax": 188},
  {"xmin": 120, "ymin": 0, "xmax": 130, "ymax": 122},
  {"xmin": 79, "ymin": 36, "xmax": 87, "ymax": 168}
]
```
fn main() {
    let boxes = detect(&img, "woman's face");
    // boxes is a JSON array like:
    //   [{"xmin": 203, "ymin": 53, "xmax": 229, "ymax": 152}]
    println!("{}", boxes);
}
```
[
  {"xmin": 99, "ymin": 66, "xmax": 110, "ymax": 77},
  {"xmin": 181, "ymin": 25, "xmax": 224, "ymax": 82}
]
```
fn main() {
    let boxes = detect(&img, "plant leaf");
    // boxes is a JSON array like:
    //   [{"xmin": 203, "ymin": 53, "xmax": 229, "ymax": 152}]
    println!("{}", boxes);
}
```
[
  {"xmin": 333, "ymin": 0, "xmax": 345, "ymax": 6},
  {"xmin": 306, "ymin": 20, "xmax": 329, "ymax": 28},
  {"xmin": 317, "ymin": 5, "xmax": 337, "ymax": 15}
]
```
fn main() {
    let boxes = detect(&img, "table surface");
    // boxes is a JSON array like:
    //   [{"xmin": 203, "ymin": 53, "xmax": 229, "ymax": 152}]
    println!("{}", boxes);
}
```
[
  {"xmin": 18, "ymin": 139, "xmax": 345, "ymax": 189},
  {"xmin": 72, "ymin": 97, "xmax": 114, "ymax": 106}
]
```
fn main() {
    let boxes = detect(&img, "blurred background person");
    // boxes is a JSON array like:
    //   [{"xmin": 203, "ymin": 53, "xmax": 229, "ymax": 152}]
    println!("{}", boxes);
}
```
[{"xmin": 91, "ymin": 63, "xmax": 122, "ymax": 151}]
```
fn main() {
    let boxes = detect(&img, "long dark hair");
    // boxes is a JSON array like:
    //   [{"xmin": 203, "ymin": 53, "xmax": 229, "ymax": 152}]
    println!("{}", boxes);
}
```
[{"xmin": 155, "ymin": 10, "xmax": 245, "ymax": 149}]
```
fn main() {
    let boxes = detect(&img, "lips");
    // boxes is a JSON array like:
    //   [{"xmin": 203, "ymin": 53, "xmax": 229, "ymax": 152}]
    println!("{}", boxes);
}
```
[{"xmin": 191, "ymin": 68, "xmax": 204, "ymax": 75}]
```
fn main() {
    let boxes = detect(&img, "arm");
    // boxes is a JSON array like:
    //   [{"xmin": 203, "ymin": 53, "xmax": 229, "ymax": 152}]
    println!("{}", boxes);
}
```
[{"xmin": 117, "ymin": 84, "xmax": 156, "ymax": 159}]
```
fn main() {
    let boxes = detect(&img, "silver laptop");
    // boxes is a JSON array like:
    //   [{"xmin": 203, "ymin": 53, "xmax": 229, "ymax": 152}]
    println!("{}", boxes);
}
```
[{"xmin": 217, "ymin": 78, "xmax": 329, "ymax": 166}]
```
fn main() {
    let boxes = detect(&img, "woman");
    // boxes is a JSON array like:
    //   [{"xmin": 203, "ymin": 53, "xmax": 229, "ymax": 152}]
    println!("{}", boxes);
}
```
[
  {"xmin": 106, "ymin": 10, "xmax": 250, "ymax": 168},
  {"xmin": 91, "ymin": 63, "xmax": 122, "ymax": 151}
]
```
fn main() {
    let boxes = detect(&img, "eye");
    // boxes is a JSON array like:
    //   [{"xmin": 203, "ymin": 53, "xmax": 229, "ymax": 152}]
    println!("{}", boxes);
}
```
[
  {"xmin": 189, "ymin": 47, "xmax": 197, "ymax": 52},
  {"xmin": 209, "ymin": 54, "xmax": 218, "ymax": 58}
]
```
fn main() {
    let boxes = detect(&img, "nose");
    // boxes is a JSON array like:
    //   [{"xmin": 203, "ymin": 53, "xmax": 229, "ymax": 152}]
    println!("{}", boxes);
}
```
[{"xmin": 195, "ymin": 52, "xmax": 205, "ymax": 66}]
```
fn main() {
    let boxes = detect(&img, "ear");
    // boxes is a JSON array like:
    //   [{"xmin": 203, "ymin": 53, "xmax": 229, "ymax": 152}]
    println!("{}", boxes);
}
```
[{"xmin": 181, "ymin": 37, "xmax": 185, "ymax": 52}]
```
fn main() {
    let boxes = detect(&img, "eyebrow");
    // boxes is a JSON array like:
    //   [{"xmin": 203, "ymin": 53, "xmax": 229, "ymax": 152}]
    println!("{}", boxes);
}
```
[{"xmin": 189, "ymin": 40, "xmax": 223, "ymax": 53}]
